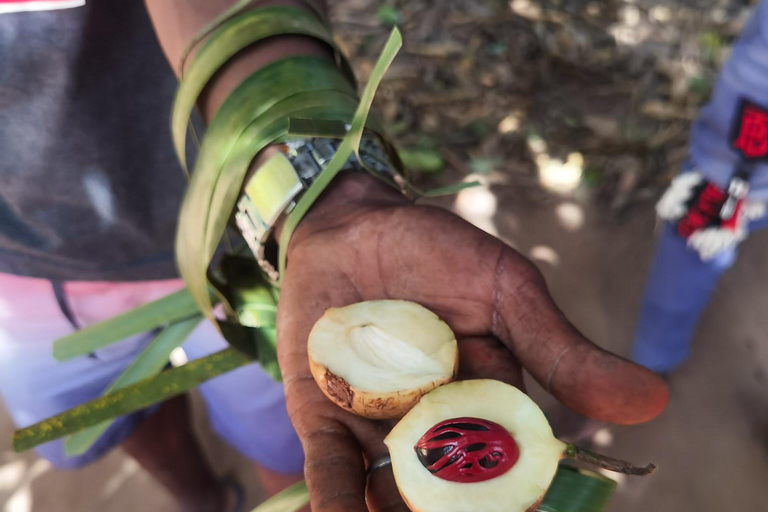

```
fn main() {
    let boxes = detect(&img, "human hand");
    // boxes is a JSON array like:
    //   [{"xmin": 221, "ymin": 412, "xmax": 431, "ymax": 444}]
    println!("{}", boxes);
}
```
[{"xmin": 277, "ymin": 173, "xmax": 668, "ymax": 512}]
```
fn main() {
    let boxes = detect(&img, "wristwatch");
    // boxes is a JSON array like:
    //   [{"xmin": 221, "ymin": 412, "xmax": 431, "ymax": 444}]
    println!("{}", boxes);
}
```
[{"xmin": 235, "ymin": 131, "xmax": 403, "ymax": 281}]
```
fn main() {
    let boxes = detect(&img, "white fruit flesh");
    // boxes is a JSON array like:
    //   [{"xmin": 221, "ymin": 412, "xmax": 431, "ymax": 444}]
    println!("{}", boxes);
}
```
[
  {"xmin": 308, "ymin": 300, "xmax": 457, "ymax": 418},
  {"xmin": 385, "ymin": 380, "xmax": 566, "ymax": 512}
]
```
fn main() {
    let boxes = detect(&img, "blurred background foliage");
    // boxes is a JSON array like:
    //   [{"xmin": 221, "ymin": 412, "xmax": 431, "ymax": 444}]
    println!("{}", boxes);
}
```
[{"xmin": 331, "ymin": 0, "xmax": 754, "ymax": 214}]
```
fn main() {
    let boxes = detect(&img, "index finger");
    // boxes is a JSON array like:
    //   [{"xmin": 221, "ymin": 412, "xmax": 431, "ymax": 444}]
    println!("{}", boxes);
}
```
[{"xmin": 278, "ymin": 265, "xmax": 371, "ymax": 512}]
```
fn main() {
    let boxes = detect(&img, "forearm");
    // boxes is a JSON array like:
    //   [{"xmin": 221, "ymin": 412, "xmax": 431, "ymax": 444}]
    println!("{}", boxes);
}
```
[{"xmin": 144, "ymin": 0, "xmax": 333, "ymax": 120}]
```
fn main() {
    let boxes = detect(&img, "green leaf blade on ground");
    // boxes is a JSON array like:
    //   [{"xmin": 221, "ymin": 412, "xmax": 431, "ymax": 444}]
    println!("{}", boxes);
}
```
[
  {"xmin": 52, "ymin": 288, "xmax": 200, "ymax": 361},
  {"xmin": 63, "ymin": 315, "xmax": 203, "ymax": 456},
  {"xmin": 13, "ymin": 347, "xmax": 251, "ymax": 453}
]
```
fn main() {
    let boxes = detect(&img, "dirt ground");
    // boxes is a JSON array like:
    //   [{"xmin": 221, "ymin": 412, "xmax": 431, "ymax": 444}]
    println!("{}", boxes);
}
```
[{"xmin": 2, "ymin": 0, "xmax": 767, "ymax": 511}]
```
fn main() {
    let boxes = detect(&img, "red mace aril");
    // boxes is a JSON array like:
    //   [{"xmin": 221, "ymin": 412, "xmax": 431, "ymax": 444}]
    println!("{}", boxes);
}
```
[{"xmin": 415, "ymin": 417, "xmax": 520, "ymax": 483}]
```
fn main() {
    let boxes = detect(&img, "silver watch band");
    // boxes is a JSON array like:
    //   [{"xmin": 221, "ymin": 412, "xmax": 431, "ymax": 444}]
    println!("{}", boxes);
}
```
[{"xmin": 235, "ymin": 133, "xmax": 401, "ymax": 280}]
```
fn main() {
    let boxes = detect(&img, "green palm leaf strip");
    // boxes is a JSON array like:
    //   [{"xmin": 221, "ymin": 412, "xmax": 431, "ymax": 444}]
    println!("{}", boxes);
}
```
[
  {"xmin": 12, "ymin": 347, "xmax": 250, "ymax": 453},
  {"xmin": 52, "ymin": 288, "xmax": 200, "ymax": 361},
  {"xmin": 249, "ymin": 480, "xmax": 309, "ymax": 512},
  {"xmin": 243, "ymin": 465, "xmax": 615, "ymax": 512},
  {"xmin": 63, "ymin": 315, "xmax": 203, "ymax": 456},
  {"xmin": 176, "ymin": 56, "xmax": 357, "ymax": 320},
  {"xmin": 538, "ymin": 465, "xmax": 617, "ymax": 512},
  {"xmin": 277, "ymin": 28, "xmax": 403, "ymax": 279},
  {"xmin": 179, "ymin": 3, "xmax": 330, "ymax": 76},
  {"xmin": 179, "ymin": 0, "xmax": 253, "ymax": 72},
  {"xmin": 172, "ymin": 7, "xmax": 348, "ymax": 172},
  {"xmin": 202, "ymin": 90, "xmax": 360, "ymax": 273}
]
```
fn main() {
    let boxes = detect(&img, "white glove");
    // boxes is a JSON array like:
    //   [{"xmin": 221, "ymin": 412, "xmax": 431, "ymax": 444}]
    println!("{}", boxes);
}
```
[{"xmin": 656, "ymin": 172, "xmax": 706, "ymax": 221}]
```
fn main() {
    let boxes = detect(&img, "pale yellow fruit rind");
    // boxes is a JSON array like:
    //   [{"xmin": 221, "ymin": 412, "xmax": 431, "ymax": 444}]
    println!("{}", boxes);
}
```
[{"xmin": 308, "ymin": 357, "xmax": 457, "ymax": 420}]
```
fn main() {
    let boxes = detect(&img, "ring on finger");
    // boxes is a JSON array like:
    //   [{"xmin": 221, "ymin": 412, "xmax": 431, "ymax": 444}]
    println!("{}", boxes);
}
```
[{"xmin": 367, "ymin": 455, "xmax": 392, "ymax": 474}]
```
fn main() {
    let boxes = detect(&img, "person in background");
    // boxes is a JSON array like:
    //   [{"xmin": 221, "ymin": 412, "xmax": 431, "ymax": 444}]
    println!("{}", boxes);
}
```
[
  {"xmin": 0, "ymin": 1, "xmax": 668, "ymax": 511},
  {"xmin": 631, "ymin": 0, "xmax": 768, "ymax": 374}
]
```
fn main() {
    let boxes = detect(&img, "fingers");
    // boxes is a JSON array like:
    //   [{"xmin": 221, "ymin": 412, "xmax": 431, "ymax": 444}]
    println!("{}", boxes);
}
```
[
  {"xmin": 279, "ymin": 261, "xmax": 404, "ymax": 512},
  {"xmin": 366, "ymin": 465, "xmax": 409, "ymax": 512},
  {"xmin": 490, "ymin": 247, "xmax": 669, "ymax": 425},
  {"xmin": 457, "ymin": 337, "xmax": 525, "ymax": 390},
  {"xmin": 302, "ymin": 417, "xmax": 369, "ymax": 512}
]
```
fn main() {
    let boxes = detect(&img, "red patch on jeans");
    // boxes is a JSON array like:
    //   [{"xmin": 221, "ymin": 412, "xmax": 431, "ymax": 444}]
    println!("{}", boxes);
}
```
[
  {"xmin": 731, "ymin": 99, "xmax": 768, "ymax": 161},
  {"xmin": 677, "ymin": 182, "xmax": 727, "ymax": 238}
]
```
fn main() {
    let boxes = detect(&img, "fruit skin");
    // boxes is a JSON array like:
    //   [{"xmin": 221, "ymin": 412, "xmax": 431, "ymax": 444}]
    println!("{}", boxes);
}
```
[{"xmin": 308, "ymin": 356, "xmax": 457, "ymax": 420}]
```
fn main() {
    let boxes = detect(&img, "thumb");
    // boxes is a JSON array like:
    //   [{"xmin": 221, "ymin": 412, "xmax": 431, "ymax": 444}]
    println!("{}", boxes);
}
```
[{"xmin": 490, "ymin": 248, "xmax": 669, "ymax": 425}]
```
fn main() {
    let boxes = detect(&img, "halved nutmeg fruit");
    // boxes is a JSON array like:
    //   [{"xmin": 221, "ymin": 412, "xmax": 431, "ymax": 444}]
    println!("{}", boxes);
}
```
[
  {"xmin": 307, "ymin": 300, "xmax": 458, "ymax": 419},
  {"xmin": 385, "ymin": 379, "xmax": 657, "ymax": 512},
  {"xmin": 385, "ymin": 379, "xmax": 566, "ymax": 512}
]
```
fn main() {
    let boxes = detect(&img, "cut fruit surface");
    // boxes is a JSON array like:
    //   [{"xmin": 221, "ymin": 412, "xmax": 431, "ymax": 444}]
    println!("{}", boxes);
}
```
[
  {"xmin": 308, "ymin": 300, "xmax": 457, "ymax": 419},
  {"xmin": 385, "ymin": 380, "xmax": 566, "ymax": 512}
]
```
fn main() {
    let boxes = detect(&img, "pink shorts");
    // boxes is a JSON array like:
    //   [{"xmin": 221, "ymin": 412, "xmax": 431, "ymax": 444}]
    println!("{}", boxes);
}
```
[{"xmin": 0, "ymin": 273, "xmax": 303, "ymax": 472}]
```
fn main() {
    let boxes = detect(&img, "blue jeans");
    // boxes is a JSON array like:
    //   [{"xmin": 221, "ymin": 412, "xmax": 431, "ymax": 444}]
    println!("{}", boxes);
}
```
[
  {"xmin": 631, "ymin": 0, "xmax": 768, "ymax": 372},
  {"xmin": 631, "ymin": 216, "xmax": 768, "ymax": 373}
]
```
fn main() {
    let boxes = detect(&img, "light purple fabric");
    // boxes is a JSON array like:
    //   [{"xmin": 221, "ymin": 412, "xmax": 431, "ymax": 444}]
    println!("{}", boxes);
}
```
[{"xmin": 0, "ymin": 274, "xmax": 303, "ymax": 473}]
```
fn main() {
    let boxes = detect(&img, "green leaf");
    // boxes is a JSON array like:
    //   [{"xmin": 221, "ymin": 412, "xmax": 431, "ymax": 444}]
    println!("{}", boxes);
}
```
[
  {"xmin": 253, "ymin": 327, "xmax": 280, "ymax": 381},
  {"xmin": 288, "ymin": 118, "xmax": 348, "ymax": 139},
  {"xmin": 376, "ymin": 6, "xmax": 402, "ymax": 27},
  {"xmin": 52, "ymin": 288, "xmax": 200, "ymax": 361},
  {"xmin": 195, "ymin": 95, "xmax": 360, "ymax": 325},
  {"xmin": 222, "ymin": 256, "xmax": 278, "ymax": 328},
  {"xmin": 240, "ymin": 466, "xmax": 614, "ymax": 512},
  {"xmin": 173, "ymin": 7, "xmax": 347, "ymax": 172},
  {"xmin": 179, "ymin": 0, "xmax": 253, "ymax": 71},
  {"xmin": 415, "ymin": 181, "xmax": 480, "ymax": 197},
  {"xmin": 64, "ymin": 315, "xmax": 203, "ymax": 455},
  {"xmin": 176, "ymin": 56, "xmax": 356, "ymax": 319},
  {"xmin": 201, "ymin": 90, "xmax": 359, "ymax": 277},
  {"xmin": 13, "ymin": 348, "xmax": 251, "ymax": 453},
  {"xmin": 688, "ymin": 76, "xmax": 711, "ymax": 96},
  {"xmin": 398, "ymin": 147, "xmax": 444, "ymax": 173},
  {"xmin": 469, "ymin": 157, "xmax": 500, "ymax": 175},
  {"xmin": 249, "ymin": 480, "xmax": 309, "ymax": 512},
  {"xmin": 277, "ymin": 27, "xmax": 404, "ymax": 279},
  {"xmin": 697, "ymin": 31, "xmax": 723, "ymax": 61},
  {"xmin": 539, "ymin": 465, "xmax": 616, "ymax": 512}
]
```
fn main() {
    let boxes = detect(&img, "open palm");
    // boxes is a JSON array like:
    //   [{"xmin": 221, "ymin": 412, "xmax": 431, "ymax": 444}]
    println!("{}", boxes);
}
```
[{"xmin": 277, "ymin": 174, "xmax": 668, "ymax": 512}]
